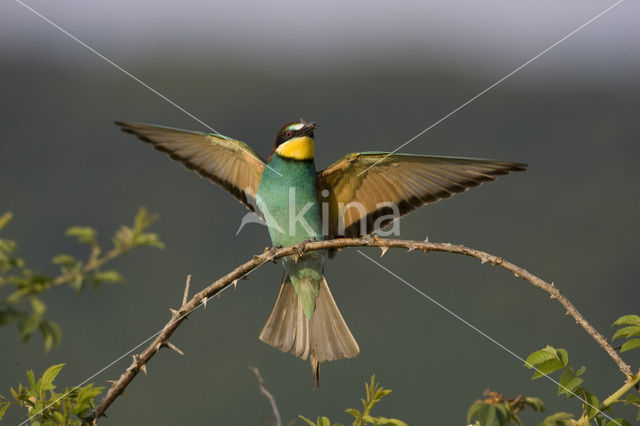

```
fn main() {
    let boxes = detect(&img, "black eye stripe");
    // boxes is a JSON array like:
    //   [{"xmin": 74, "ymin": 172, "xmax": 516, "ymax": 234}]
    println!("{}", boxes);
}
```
[{"xmin": 277, "ymin": 128, "xmax": 303, "ymax": 145}]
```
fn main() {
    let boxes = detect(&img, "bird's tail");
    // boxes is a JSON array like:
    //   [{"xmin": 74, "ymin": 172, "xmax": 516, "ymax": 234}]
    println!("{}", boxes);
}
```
[{"xmin": 259, "ymin": 274, "xmax": 359, "ymax": 388}]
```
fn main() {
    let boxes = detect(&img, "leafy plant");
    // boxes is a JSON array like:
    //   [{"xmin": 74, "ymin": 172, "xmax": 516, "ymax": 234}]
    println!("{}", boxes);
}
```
[
  {"xmin": 300, "ymin": 376, "xmax": 407, "ymax": 426},
  {"xmin": 468, "ymin": 315, "xmax": 640, "ymax": 426},
  {"xmin": 0, "ymin": 364, "xmax": 103, "ymax": 425},
  {"xmin": 0, "ymin": 208, "xmax": 163, "ymax": 350},
  {"xmin": 467, "ymin": 389, "xmax": 544, "ymax": 426},
  {"xmin": 612, "ymin": 315, "xmax": 640, "ymax": 353}
]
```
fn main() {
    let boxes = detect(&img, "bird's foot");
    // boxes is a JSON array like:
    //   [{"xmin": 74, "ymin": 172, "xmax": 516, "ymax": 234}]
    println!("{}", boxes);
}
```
[
  {"xmin": 265, "ymin": 244, "xmax": 282, "ymax": 262},
  {"xmin": 296, "ymin": 237, "xmax": 317, "ymax": 255}
]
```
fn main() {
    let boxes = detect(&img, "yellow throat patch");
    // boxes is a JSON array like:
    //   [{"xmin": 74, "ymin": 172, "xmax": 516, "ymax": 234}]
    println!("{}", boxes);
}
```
[{"xmin": 275, "ymin": 136, "xmax": 315, "ymax": 160}]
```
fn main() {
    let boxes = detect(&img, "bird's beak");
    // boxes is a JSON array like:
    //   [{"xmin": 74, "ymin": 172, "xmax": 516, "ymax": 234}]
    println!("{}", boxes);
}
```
[{"xmin": 301, "ymin": 121, "xmax": 317, "ymax": 136}]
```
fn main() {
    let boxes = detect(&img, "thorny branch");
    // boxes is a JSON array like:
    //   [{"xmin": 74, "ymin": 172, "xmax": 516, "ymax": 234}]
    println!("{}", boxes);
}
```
[{"xmin": 87, "ymin": 235, "xmax": 634, "ymax": 423}]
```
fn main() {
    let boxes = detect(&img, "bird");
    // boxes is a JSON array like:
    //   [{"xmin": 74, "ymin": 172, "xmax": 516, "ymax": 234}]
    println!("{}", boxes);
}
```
[{"xmin": 115, "ymin": 119, "xmax": 526, "ymax": 387}]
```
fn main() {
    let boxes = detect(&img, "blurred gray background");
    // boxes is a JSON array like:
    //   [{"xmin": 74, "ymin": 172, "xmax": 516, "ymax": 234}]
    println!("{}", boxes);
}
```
[{"xmin": 1, "ymin": 0, "xmax": 639, "ymax": 424}]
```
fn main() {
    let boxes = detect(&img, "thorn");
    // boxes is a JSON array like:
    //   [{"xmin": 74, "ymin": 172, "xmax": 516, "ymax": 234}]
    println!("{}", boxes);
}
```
[
  {"xmin": 372, "ymin": 233, "xmax": 381, "ymax": 242},
  {"xmin": 182, "ymin": 274, "xmax": 192, "ymax": 307},
  {"xmin": 423, "ymin": 235, "xmax": 429, "ymax": 242},
  {"xmin": 163, "ymin": 341, "xmax": 185, "ymax": 356},
  {"xmin": 216, "ymin": 293, "xmax": 222, "ymax": 299},
  {"xmin": 155, "ymin": 343, "xmax": 162, "ymax": 353},
  {"xmin": 106, "ymin": 380, "xmax": 117, "ymax": 385},
  {"xmin": 513, "ymin": 273, "xmax": 520, "ymax": 278},
  {"xmin": 407, "ymin": 244, "xmax": 416, "ymax": 252},
  {"xmin": 127, "ymin": 354, "xmax": 140, "ymax": 372},
  {"xmin": 379, "ymin": 246, "xmax": 389, "ymax": 257},
  {"xmin": 170, "ymin": 308, "xmax": 179, "ymax": 316},
  {"xmin": 202, "ymin": 296, "xmax": 208, "ymax": 309},
  {"xmin": 480, "ymin": 257, "xmax": 488, "ymax": 264},
  {"xmin": 232, "ymin": 279, "xmax": 238, "ymax": 289},
  {"xmin": 140, "ymin": 363, "xmax": 147, "ymax": 375}
]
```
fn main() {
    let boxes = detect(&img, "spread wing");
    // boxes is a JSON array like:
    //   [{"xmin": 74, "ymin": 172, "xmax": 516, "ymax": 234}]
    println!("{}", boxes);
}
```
[
  {"xmin": 317, "ymin": 152, "xmax": 526, "ymax": 237},
  {"xmin": 116, "ymin": 121, "xmax": 266, "ymax": 211}
]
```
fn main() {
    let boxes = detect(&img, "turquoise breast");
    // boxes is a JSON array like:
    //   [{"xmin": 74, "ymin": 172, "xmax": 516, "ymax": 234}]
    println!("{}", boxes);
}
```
[{"xmin": 257, "ymin": 154, "xmax": 324, "ymax": 247}]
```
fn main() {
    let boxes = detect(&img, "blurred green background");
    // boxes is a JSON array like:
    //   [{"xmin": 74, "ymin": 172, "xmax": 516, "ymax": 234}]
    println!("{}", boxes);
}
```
[{"xmin": 1, "ymin": 0, "xmax": 639, "ymax": 424}]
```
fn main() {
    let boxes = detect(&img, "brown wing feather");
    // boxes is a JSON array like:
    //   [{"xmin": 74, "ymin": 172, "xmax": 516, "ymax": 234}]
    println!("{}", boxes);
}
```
[
  {"xmin": 318, "ymin": 153, "xmax": 526, "ymax": 238},
  {"xmin": 115, "ymin": 121, "xmax": 265, "ymax": 211}
]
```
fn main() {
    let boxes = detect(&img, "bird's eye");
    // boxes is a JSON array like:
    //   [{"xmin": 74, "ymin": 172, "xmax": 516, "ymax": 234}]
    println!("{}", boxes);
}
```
[{"xmin": 285, "ymin": 131, "xmax": 293, "ymax": 138}]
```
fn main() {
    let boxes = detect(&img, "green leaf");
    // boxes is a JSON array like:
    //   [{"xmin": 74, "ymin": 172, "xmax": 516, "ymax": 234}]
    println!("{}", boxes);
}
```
[
  {"xmin": 0, "ymin": 402, "xmax": 10, "ymax": 420},
  {"xmin": 92, "ymin": 270, "xmax": 125, "ymax": 284},
  {"xmin": 346, "ymin": 408, "xmax": 361, "ymax": 418},
  {"xmin": 298, "ymin": 416, "xmax": 317, "ymax": 426},
  {"xmin": 365, "ymin": 416, "xmax": 408, "ymax": 426},
  {"xmin": 556, "ymin": 348, "xmax": 569, "ymax": 367},
  {"xmin": 605, "ymin": 419, "xmax": 631, "ymax": 426},
  {"xmin": 612, "ymin": 315, "xmax": 640, "ymax": 327},
  {"xmin": 65, "ymin": 227, "xmax": 98, "ymax": 247},
  {"xmin": 612, "ymin": 325, "xmax": 640, "ymax": 341},
  {"xmin": 133, "ymin": 232, "xmax": 165, "ymax": 249},
  {"xmin": 620, "ymin": 339, "xmax": 640, "ymax": 352},
  {"xmin": 531, "ymin": 359, "xmax": 565, "ymax": 379},
  {"xmin": 467, "ymin": 402, "xmax": 507, "ymax": 426},
  {"xmin": 525, "ymin": 346, "xmax": 558, "ymax": 367},
  {"xmin": 526, "ymin": 346, "xmax": 569, "ymax": 379},
  {"xmin": 30, "ymin": 297, "xmax": 47, "ymax": 316},
  {"xmin": 19, "ymin": 314, "xmax": 41, "ymax": 342},
  {"xmin": 53, "ymin": 411, "xmax": 65, "ymax": 423},
  {"xmin": 317, "ymin": 417, "xmax": 331, "ymax": 426},
  {"xmin": 525, "ymin": 396, "xmax": 545, "ymax": 412},
  {"xmin": 40, "ymin": 320, "xmax": 62, "ymax": 352},
  {"xmin": 39, "ymin": 364, "xmax": 65, "ymax": 391},
  {"xmin": 558, "ymin": 369, "xmax": 584, "ymax": 396},
  {"xmin": 51, "ymin": 254, "xmax": 78, "ymax": 266},
  {"xmin": 538, "ymin": 411, "xmax": 575, "ymax": 426},
  {"xmin": 582, "ymin": 390, "xmax": 600, "ymax": 419},
  {"xmin": 625, "ymin": 394, "xmax": 640, "ymax": 405},
  {"xmin": 27, "ymin": 370, "xmax": 36, "ymax": 390},
  {"xmin": 575, "ymin": 366, "xmax": 586, "ymax": 376},
  {"xmin": 133, "ymin": 207, "xmax": 158, "ymax": 231},
  {"xmin": 0, "ymin": 212, "xmax": 13, "ymax": 232}
]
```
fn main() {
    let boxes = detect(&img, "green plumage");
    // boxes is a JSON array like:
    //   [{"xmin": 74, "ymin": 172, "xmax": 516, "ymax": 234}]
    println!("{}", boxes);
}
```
[{"xmin": 257, "ymin": 154, "xmax": 326, "ymax": 319}]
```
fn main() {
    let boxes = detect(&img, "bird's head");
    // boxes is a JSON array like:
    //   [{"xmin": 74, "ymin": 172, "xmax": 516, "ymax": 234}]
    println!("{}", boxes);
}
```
[{"xmin": 271, "ymin": 120, "xmax": 317, "ymax": 161}]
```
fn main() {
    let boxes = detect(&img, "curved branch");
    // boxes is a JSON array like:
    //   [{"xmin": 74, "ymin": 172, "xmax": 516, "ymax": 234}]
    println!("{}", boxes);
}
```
[{"xmin": 87, "ymin": 236, "xmax": 633, "ymax": 423}]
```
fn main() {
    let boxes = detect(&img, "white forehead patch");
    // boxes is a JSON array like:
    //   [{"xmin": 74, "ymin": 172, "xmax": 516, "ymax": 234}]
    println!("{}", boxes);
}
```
[{"xmin": 286, "ymin": 123, "xmax": 305, "ymax": 131}]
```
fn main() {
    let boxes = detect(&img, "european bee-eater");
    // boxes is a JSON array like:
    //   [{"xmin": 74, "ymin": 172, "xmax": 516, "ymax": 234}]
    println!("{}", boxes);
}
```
[{"xmin": 116, "ymin": 120, "xmax": 526, "ymax": 387}]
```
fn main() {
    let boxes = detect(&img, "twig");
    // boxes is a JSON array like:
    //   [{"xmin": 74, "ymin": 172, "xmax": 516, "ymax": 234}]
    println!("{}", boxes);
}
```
[
  {"xmin": 249, "ymin": 366, "xmax": 283, "ymax": 426},
  {"xmin": 87, "ymin": 235, "xmax": 633, "ymax": 423},
  {"xmin": 182, "ymin": 274, "xmax": 191, "ymax": 307}
]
